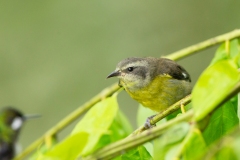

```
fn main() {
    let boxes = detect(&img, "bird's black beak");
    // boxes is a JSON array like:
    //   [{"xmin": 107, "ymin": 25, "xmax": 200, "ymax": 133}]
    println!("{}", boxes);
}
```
[
  {"xmin": 23, "ymin": 114, "xmax": 41, "ymax": 121},
  {"xmin": 107, "ymin": 70, "xmax": 121, "ymax": 79}
]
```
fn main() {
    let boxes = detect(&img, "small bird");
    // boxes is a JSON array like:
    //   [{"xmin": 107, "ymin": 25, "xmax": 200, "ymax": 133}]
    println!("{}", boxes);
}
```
[
  {"xmin": 0, "ymin": 107, "xmax": 39, "ymax": 160},
  {"xmin": 107, "ymin": 57, "xmax": 192, "ymax": 123}
]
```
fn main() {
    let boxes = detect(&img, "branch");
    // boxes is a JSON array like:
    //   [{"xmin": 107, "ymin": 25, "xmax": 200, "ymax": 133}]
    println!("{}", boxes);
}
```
[
  {"xmin": 129, "ymin": 94, "xmax": 192, "ymax": 136},
  {"xmin": 175, "ymin": 81, "xmax": 240, "ymax": 159},
  {"xmin": 14, "ymin": 83, "xmax": 120, "ymax": 160},
  {"xmin": 15, "ymin": 29, "xmax": 240, "ymax": 159},
  {"xmin": 82, "ymin": 110, "xmax": 194, "ymax": 160},
  {"xmin": 165, "ymin": 29, "xmax": 240, "ymax": 60},
  {"xmin": 83, "ymin": 81, "xmax": 240, "ymax": 160}
]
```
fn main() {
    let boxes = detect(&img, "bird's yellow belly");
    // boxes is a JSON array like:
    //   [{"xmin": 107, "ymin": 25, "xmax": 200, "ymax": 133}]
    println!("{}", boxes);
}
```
[
  {"xmin": 128, "ymin": 89, "xmax": 169, "ymax": 112},
  {"xmin": 125, "ymin": 76, "xmax": 191, "ymax": 112}
]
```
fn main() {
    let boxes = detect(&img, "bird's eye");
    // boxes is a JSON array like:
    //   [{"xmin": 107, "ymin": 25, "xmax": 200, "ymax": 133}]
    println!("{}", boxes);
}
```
[{"xmin": 127, "ymin": 67, "xmax": 134, "ymax": 72}]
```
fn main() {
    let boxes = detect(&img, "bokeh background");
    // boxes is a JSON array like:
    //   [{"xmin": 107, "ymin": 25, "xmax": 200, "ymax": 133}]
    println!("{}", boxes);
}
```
[{"xmin": 1, "ymin": 1, "xmax": 240, "ymax": 150}]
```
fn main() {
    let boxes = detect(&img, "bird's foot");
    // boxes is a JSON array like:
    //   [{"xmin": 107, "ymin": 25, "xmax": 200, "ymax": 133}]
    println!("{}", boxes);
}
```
[{"xmin": 144, "ymin": 115, "xmax": 156, "ymax": 129}]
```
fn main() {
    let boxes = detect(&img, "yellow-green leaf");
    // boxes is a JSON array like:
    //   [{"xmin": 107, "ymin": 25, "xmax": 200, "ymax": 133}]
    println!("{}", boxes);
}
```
[
  {"xmin": 120, "ymin": 146, "xmax": 153, "ymax": 160},
  {"xmin": 203, "ymin": 101, "xmax": 239, "ymax": 145},
  {"xmin": 153, "ymin": 122, "xmax": 190, "ymax": 160},
  {"xmin": 71, "ymin": 95, "xmax": 119, "ymax": 155},
  {"xmin": 37, "ymin": 132, "xmax": 89, "ymax": 160},
  {"xmin": 192, "ymin": 59, "xmax": 240, "ymax": 121},
  {"xmin": 210, "ymin": 39, "xmax": 240, "ymax": 66},
  {"xmin": 182, "ymin": 127, "xmax": 206, "ymax": 160}
]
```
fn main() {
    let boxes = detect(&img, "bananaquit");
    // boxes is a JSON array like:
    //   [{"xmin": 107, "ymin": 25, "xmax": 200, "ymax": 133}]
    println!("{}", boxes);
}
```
[{"xmin": 107, "ymin": 57, "xmax": 192, "ymax": 126}]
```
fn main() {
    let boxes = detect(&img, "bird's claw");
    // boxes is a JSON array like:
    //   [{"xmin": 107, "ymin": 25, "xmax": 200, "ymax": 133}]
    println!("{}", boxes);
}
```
[{"xmin": 144, "ymin": 115, "xmax": 156, "ymax": 129}]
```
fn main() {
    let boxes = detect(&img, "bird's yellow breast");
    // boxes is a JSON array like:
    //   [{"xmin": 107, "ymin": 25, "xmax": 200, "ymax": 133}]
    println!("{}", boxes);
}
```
[{"xmin": 124, "ymin": 75, "xmax": 191, "ymax": 112}]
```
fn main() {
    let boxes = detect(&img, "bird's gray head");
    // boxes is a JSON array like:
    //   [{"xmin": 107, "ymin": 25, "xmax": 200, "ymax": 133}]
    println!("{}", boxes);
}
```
[{"xmin": 107, "ymin": 57, "xmax": 156, "ymax": 91}]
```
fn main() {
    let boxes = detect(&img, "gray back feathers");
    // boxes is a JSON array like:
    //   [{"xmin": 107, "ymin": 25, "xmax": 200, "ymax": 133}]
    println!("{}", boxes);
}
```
[{"xmin": 117, "ymin": 57, "xmax": 191, "ymax": 82}]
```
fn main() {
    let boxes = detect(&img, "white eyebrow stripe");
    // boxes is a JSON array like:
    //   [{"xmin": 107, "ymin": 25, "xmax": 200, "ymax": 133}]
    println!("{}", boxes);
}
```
[{"xmin": 121, "ymin": 61, "xmax": 148, "ymax": 70}]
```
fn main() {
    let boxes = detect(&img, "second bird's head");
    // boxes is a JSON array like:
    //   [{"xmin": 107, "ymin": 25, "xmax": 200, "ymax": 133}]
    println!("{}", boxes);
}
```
[
  {"xmin": 0, "ymin": 107, "xmax": 41, "ymax": 141},
  {"xmin": 107, "ymin": 57, "xmax": 156, "ymax": 91}
]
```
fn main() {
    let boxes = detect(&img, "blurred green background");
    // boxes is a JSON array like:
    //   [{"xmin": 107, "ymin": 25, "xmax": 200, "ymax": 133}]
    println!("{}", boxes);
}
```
[{"xmin": 1, "ymin": 1, "xmax": 240, "ymax": 150}]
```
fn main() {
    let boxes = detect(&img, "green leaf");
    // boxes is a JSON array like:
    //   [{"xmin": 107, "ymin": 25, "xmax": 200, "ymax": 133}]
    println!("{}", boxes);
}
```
[
  {"xmin": 230, "ymin": 95, "xmax": 238, "ymax": 114},
  {"xmin": 37, "ymin": 132, "xmax": 89, "ymax": 160},
  {"xmin": 210, "ymin": 39, "xmax": 240, "ymax": 66},
  {"xmin": 210, "ymin": 43, "xmax": 228, "ymax": 65},
  {"xmin": 234, "ymin": 52, "xmax": 240, "ymax": 68},
  {"xmin": 232, "ymin": 134, "xmax": 240, "ymax": 159},
  {"xmin": 203, "ymin": 101, "xmax": 239, "ymax": 145},
  {"xmin": 229, "ymin": 38, "xmax": 240, "ymax": 67},
  {"xmin": 182, "ymin": 127, "xmax": 206, "ymax": 160},
  {"xmin": 92, "ymin": 110, "xmax": 133, "ymax": 152},
  {"xmin": 238, "ymin": 94, "xmax": 240, "ymax": 120},
  {"xmin": 214, "ymin": 146, "xmax": 238, "ymax": 160},
  {"xmin": 199, "ymin": 128, "xmax": 240, "ymax": 160},
  {"xmin": 71, "ymin": 95, "xmax": 119, "ymax": 155},
  {"xmin": 120, "ymin": 146, "xmax": 153, "ymax": 160},
  {"xmin": 164, "ymin": 145, "xmax": 182, "ymax": 160},
  {"xmin": 29, "ymin": 137, "xmax": 58, "ymax": 160},
  {"xmin": 34, "ymin": 95, "xmax": 131, "ymax": 160},
  {"xmin": 192, "ymin": 59, "xmax": 240, "ymax": 121},
  {"xmin": 143, "ymin": 142, "xmax": 154, "ymax": 158},
  {"xmin": 153, "ymin": 122, "xmax": 190, "ymax": 160},
  {"xmin": 113, "ymin": 110, "xmax": 133, "ymax": 137},
  {"xmin": 229, "ymin": 39, "xmax": 240, "ymax": 58}
]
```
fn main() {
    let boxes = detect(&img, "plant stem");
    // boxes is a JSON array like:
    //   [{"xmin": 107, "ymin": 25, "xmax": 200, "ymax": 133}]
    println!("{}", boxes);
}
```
[
  {"xmin": 15, "ymin": 29, "xmax": 240, "ymax": 159},
  {"xmin": 165, "ymin": 29, "xmax": 240, "ymax": 60},
  {"xmin": 83, "ymin": 81, "xmax": 240, "ymax": 160},
  {"xmin": 14, "ymin": 83, "xmax": 120, "ymax": 160},
  {"xmin": 83, "ymin": 110, "xmax": 194, "ymax": 160},
  {"xmin": 129, "ymin": 94, "xmax": 192, "ymax": 136}
]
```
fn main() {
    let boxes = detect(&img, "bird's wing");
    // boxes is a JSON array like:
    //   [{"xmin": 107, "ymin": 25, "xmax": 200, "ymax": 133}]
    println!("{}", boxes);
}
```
[{"xmin": 157, "ymin": 58, "xmax": 191, "ymax": 82}]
